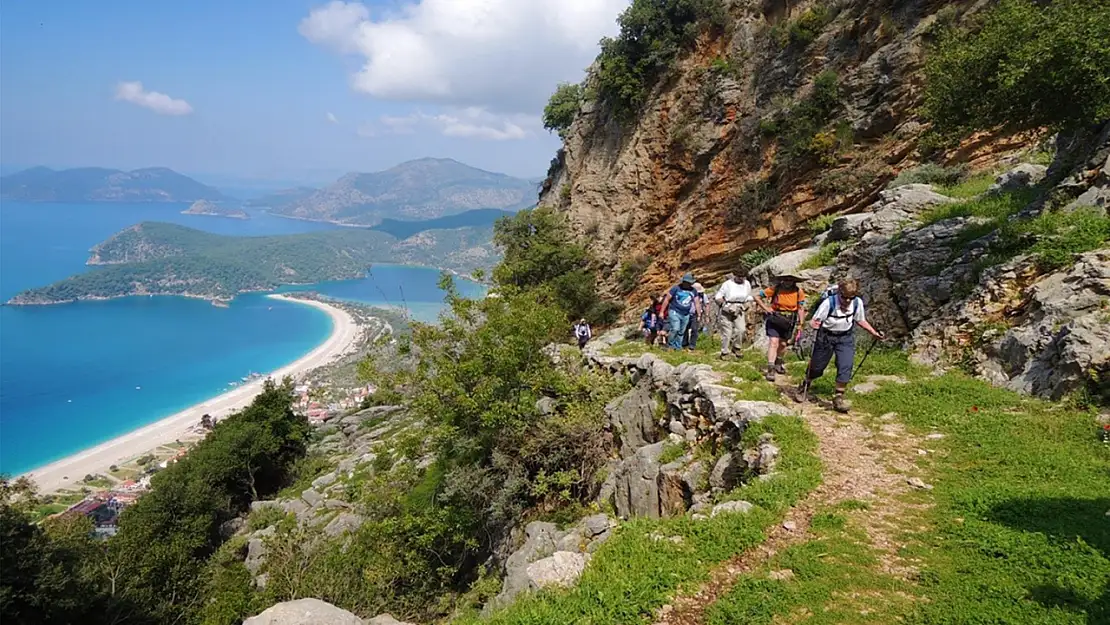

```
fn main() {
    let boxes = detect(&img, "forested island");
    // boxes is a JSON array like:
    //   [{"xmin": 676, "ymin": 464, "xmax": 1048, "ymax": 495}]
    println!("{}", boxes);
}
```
[
  {"xmin": 7, "ymin": 221, "xmax": 498, "ymax": 305},
  {"xmin": 181, "ymin": 199, "xmax": 249, "ymax": 220}
]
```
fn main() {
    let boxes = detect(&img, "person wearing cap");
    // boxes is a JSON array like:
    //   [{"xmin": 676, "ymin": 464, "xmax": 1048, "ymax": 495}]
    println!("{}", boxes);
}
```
[
  {"xmin": 573, "ymin": 318, "xmax": 592, "ymax": 349},
  {"xmin": 660, "ymin": 272, "xmax": 702, "ymax": 351},
  {"xmin": 797, "ymin": 278, "xmax": 884, "ymax": 412},
  {"xmin": 755, "ymin": 274, "xmax": 807, "ymax": 381},
  {"xmin": 714, "ymin": 270, "xmax": 754, "ymax": 359}
]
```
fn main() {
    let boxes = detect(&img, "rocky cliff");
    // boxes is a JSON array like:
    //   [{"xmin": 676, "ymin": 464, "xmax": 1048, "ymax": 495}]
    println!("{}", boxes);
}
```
[{"xmin": 539, "ymin": 0, "xmax": 1109, "ymax": 401}]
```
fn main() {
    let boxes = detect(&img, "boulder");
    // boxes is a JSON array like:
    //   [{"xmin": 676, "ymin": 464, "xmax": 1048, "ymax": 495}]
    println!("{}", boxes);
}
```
[
  {"xmin": 988, "ymin": 164, "xmax": 1047, "ymax": 193},
  {"xmin": 827, "ymin": 213, "xmax": 873, "ymax": 242},
  {"xmin": 709, "ymin": 453, "xmax": 746, "ymax": 491},
  {"xmin": 324, "ymin": 513, "xmax": 365, "ymax": 538},
  {"xmin": 366, "ymin": 615, "xmax": 415, "ymax": 625},
  {"xmin": 243, "ymin": 598, "xmax": 363, "ymax": 625},
  {"xmin": 605, "ymin": 385, "xmax": 660, "ymax": 456},
  {"xmin": 220, "ymin": 516, "xmax": 247, "ymax": 539},
  {"xmin": 245, "ymin": 526, "xmax": 275, "ymax": 575},
  {"xmin": 711, "ymin": 500, "xmax": 755, "ymax": 517},
  {"xmin": 535, "ymin": 396, "xmax": 558, "ymax": 416},
  {"xmin": 301, "ymin": 489, "xmax": 324, "ymax": 507},
  {"xmin": 750, "ymin": 248, "xmax": 820, "ymax": 288},
  {"xmin": 526, "ymin": 551, "xmax": 590, "ymax": 590},
  {"xmin": 731, "ymin": 401, "xmax": 794, "ymax": 422},
  {"xmin": 312, "ymin": 472, "xmax": 338, "ymax": 490},
  {"xmin": 613, "ymin": 441, "xmax": 665, "ymax": 519}
]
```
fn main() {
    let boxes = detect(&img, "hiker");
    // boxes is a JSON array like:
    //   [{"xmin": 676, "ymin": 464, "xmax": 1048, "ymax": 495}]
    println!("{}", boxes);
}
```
[
  {"xmin": 797, "ymin": 279, "xmax": 884, "ymax": 412},
  {"xmin": 685, "ymin": 282, "xmax": 709, "ymax": 349},
  {"xmin": 641, "ymin": 297, "xmax": 661, "ymax": 346},
  {"xmin": 715, "ymin": 270, "xmax": 754, "ymax": 359},
  {"xmin": 573, "ymin": 318, "xmax": 592, "ymax": 349},
  {"xmin": 660, "ymin": 272, "xmax": 702, "ymax": 351},
  {"xmin": 755, "ymin": 273, "xmax": 807, "ymax": 381}
]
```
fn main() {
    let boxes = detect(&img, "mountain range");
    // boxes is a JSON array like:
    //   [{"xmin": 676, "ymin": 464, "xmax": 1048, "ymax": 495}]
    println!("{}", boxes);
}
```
[
  {"xmin": 251, "ymin": 158, "xmax": 537, "ymax": 226},
  {"xmin": 0, "ymin": 166, "xmax": 226, "ymax": 203}
]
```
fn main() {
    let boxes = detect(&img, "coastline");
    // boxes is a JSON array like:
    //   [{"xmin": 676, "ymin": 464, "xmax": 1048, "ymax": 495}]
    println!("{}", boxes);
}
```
[{"xmin": 18, "ymin": 294, "xmax": 363, "ymax": 494}]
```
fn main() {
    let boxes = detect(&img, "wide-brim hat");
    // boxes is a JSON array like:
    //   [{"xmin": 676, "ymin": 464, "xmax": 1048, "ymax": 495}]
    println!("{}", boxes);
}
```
[
  {"xmin": 681, "ymin": 272, "xmax": 696, "ymax": 283},
  {"xmin": 776, "ymin": 274, "xmax": 804, "ymax": 283},
  {"xmin": 693, "ymin": 282, "xmax": 706, "ymax": 293}
]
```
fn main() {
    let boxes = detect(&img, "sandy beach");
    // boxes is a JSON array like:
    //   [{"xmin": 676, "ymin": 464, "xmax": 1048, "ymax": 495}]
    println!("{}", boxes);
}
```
[{"xmin": 20, "ymin": 294, "xmax": 362, "ymax": 494}]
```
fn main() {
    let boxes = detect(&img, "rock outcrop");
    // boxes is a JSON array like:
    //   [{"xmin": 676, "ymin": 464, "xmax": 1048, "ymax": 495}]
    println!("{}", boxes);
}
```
[{"xmin": 243, "ymin": 598, "xmax": 365, "ymax": 625}]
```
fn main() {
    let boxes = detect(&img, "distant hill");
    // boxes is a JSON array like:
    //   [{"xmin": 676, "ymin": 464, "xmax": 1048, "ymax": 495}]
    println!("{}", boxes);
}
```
[
  {"xmin": 267, "ymin": 158, "xmax": 536, "ymax": 226},
  {"xmin": 7, "ymin": 221, "xmax": 499, "ymax": 305},
  {"xmin": 0, "ymin": 166, "xmax": 227, "ymax": 203},
  {"xmin": 242, "ymin": 186, "xmax": 318, "ymax": 211},
  {"xmin": 181, "ymin": 200, "xmax": 249, "ymax": 220},
  {"xmin": 369, "ymin": 208, "xmax": 517, "ymax": 239}
]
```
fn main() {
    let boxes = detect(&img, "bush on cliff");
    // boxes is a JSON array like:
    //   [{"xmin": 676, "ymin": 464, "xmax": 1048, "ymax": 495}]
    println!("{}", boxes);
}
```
[
  {"xmin": 543, "ymin": 83, "xmax": 583, "ymax": 139},
  {"xmin": 595, "ymin": 0, "xmax": 726, "ymax": 119},
  {"xmin": 924, "ymin": 0, "xmax": 1110, "ymax": 138}
]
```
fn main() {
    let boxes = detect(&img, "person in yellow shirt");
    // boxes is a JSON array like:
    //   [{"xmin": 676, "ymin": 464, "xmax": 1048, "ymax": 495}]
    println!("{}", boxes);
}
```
[{"xmin": 755, "ymin": 274, "xmax": 807, "ymax": 382}]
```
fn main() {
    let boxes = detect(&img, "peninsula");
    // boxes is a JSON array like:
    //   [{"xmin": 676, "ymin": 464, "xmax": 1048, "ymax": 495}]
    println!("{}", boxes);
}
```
[
  {"xmin": 0, "ymin": 166, "xmax": 226, "ymax": 203},
  {"xmin": 7, "ymin": 221, "xmax": 498, "ymax": 305},
  {"xmin": 181, "ymin": 199, "xmax": 249, "ymax": 219}
]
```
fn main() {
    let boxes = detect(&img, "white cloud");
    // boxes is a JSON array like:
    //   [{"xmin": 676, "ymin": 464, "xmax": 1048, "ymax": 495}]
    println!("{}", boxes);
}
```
[
  {"xmin": 326, "ymin": 111, "xmax": 339, "ymax": 123},
  {"xmin": 299, "ymin": 0, "xmax": 626, "ymax": 114},
  {"xmin": 361, "ymin": 107, "xmax": 536, "ymax": 140},
  {"xmin": 114, "ymin": 81, "xmax": 193, "ymax": 116}
]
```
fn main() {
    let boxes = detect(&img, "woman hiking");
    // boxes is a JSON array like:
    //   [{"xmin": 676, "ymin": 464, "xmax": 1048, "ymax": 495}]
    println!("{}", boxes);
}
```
[
  {"xmin": 714, "ymin": 270, "xmax": 753, "ymax": 359},
  {"xmin": 795, "ymin": 279, "xmax": 884, "ymax": 412},
  {"xmin": 756, "ymin": 273, "xmax": 806, "ymax": 381},
  {"xmin": 660, "ymin": 273, "xmax": 702, "ymax": 351}
]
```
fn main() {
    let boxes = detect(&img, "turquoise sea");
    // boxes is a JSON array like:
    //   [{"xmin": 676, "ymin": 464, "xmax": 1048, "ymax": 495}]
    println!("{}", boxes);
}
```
[{"xmin": 0, "ymin": 202, "xmax": 483, "ymax": 475}]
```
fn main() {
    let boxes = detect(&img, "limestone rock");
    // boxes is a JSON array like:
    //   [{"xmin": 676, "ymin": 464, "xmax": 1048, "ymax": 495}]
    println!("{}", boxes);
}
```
[
  {"xmin": 732, "ymin": 401, "xmax": 794, "ymax": 422},
  {"xmin": 709, "ymin": 453, "xmax": 745, "ymax": 491},
  {"xmin": 711, "ymin": 500, "xmax": 754, "ymax": 517},
  {"xmin": 243, "ymin": 598, "xmax": 363, "ymax": 625},
  {"xmin": 605, "ymin": 385, "xmax": 659, "ymax": 456},
  {"xmin": 526, "ymin": 551, "xmax": 590, "ymax": 589},
  {"xmin": 324, "ymin": 513, "xmax": 365, "ymax": 537},
  {"xmin": 613, "ymin": 441, "xmax": 665, "ymax": 519},
  {"xmin": 989, "ymin": 164, "xmax": 1047, "ymax": 193},
  {"xmin": 366, "ymin": 615, "xmax": 415, "ymax": 625},
  {"xmin": 301, "ymin": 489, "xmax": 324, "ymax": 507},
  {"xmin": 312, "ymin": 472, "xmax": 337, "ymax": 490},
  {"xmin": 750, "ymin": 248, "xmax": 820, "ymax": 288}
]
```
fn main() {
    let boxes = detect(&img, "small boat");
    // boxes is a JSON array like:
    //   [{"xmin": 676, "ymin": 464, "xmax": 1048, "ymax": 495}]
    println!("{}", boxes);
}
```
[{"xmin": 135, "ymin": 386, "xmax": 141, "ymax": 390}]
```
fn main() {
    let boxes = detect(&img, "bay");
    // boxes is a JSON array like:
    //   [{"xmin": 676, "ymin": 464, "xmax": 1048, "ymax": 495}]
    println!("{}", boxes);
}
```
[{"xmin": 0, "ymin": 201, "xmax": 479, "ymax": 475}]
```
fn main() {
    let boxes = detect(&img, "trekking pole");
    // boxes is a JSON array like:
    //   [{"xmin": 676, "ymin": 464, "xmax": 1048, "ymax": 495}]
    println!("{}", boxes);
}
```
[{"xmin": 849, "ymin": 334, "xmax": 880, "ymax": 383}]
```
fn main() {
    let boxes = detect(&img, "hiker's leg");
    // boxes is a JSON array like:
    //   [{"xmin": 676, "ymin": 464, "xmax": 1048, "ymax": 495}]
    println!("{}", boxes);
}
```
[
  {"xmin": 832, "ymin": 334, "xmax": 855, "ymax": 411},
  {"xmin": 688, "ymin": 315, "xmax": 700, "ymax": 349},
  {"xmin": 766, "ymin": 336, "xmax": 780, "ymax": 366},
  {"xmin": 734, "ymin": 310, "xmax": 747, "ymax": 353},
  {"xmin": 719, "ymin": 312, "xmax": 733, "ymax": 355},
  {"xmin": 807, "ymin": 335, "xmax": 833, "ymax": 383},
  {"xmin": 668, "ymin": 313, "xmax": 688, "ymax": 350}
]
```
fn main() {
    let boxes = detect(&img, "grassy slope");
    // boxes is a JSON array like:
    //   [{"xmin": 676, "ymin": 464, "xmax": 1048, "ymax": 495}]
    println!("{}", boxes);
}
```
[{"xmin": 708, "ymin": 354, "xmax": 1110, "ymax": 624}]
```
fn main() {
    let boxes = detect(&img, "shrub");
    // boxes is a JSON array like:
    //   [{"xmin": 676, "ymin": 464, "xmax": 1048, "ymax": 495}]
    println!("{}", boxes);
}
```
[
  {"xmin": 799, "ymin": 241, "xmax": 847, "ymax": 270},
  {"xmin": 924, "ymin": 0, "xmax": 1110, "ymax": 138},
  {"xmin": 764, "ymin": 71, "xmax": 842, "ymax": 166},
  {"xmin": 808, "ymin": 214, "xmax": 838, "ymax": 233},
  {"xmin": 596, "ymin": 0, "xmax": 727, "ymax": 119},
  {"xmin": 787, "ymin": 5, "xmax": 833, "ymax": 47},
  {"xmin": 543, "ymin": 83, "xmax": 583, "ymax": 139},
  {"xmin": 887, "ymin": 163, "xmax": 968, "ymax": 189},
  {"xmin": 994, "ymin": 206, "xmax": 1110, "ymax": 271},
  {"xmin": 617, "ymin": 255, "xmax": 653, "ymax": 294},
  {"xmin": 740, "ymin": 247, "xmax": 778, "ymax": 270},
  {"xmin": 726, "ymin": 178, "xmax": 779, "ymax": 225}
]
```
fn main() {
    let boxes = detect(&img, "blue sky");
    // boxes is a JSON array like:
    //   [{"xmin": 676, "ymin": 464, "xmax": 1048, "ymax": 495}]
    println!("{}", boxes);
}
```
[{"xmin": 0, "ymin": 1, "xmax": 628, "ymax": 184}]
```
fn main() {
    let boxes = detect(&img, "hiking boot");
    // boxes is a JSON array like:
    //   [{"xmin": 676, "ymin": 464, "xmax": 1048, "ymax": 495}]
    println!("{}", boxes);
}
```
[
  {"xmin": 833, "ymin": 395, "xmax": 849, "ymax": 413},
  {"xmin": 774, "ymin": 361, "xmax": 787, "ymax": 375},
  {"xmin": 793, "ymin": 382, "xmax": 809, "ymax": 404},
  {"xmin": 764, "ymin": 365, "xmax": 776, "ymax": 382},
  {"xmin": 718, "ymin": 353, "xmax": 731, "ymax": 361}
]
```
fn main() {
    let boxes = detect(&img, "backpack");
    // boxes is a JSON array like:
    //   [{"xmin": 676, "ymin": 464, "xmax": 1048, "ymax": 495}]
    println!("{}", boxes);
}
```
[
  {"xmin": 641, "ymin": 309, "xmax": 656, "ymax": 330},
  {"xmin": 824, "ymin": 293, "xmax": 860, "ymax": 328},
  {"xmin": 671, "ymin": 287, "xmax": 696, "ymax": 313},
  {"xmin": 575, "ymin": 324, "xmax": 591, "ymax": 339}
]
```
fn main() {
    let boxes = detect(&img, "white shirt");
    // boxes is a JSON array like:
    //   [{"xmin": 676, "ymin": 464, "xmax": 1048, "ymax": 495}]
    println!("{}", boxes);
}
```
[
  {"xmin": 813, "ymin": 295, "xmax": 866, "ymax": 333},
  {"xmin": 715, "ymin": 279, "xmax": 753, "ymax": 304}
]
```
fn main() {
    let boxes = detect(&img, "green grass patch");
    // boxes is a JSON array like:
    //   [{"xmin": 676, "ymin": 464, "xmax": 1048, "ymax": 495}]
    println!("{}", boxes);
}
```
[
  {"xmin": 465, "ymin": 415, "xmax": 821, "ymax": 625},
  {"xmin": 849, "ymin": 368, "xmax": 1110, "ymax": 624},
  {"xmin": 936, "ymin": 171, "xmax": 996, "ymax": 199},
  {"xmin": 888, "ymin": 163, "xmax": 968, "ymax": 190},
  {"xmin": 798, "ymin": 241, "xmax": 847, "ymax": 270},
  {"xmin": 707, "ymin": 509, "xmax": 916, "ymax": 625},
  {"xmin": 659, "ymin": 440, "xmax": 687, "ymax": 465},
  {"xmin": 919, "ymin": 188, "xmax": 1036, "ymax": 226},
  {"xmin": 993, "ymin": 206, "xmax": 1110, "ymax": 271},
  {"xmin": 808, "ymin": 214, "xmax": 838, "ymax": 233}
]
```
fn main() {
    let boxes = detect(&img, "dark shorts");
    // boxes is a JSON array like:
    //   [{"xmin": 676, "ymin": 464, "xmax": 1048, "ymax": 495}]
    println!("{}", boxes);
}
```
[
  {"xmin": 808, "ymin": 331, "xmax": 855, "ymax": 383},
  {"xmin": 765, "ymin": 312, "xmax": 797, "ymax": 339}
]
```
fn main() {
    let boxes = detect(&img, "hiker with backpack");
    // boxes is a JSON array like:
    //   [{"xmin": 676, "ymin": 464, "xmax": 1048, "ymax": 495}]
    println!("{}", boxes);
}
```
[
  {"xmin": 714, "ymin": 270, "xmax": 754, "ymax": 359},
  {"xmin": 755, "ymin": 274, "xmax": 807, "ymax": 381},
  {"xmin": 796, "ymin": 279, "xmax": 885, "ymax": 412},
  {"xmin": 573, "ymin": 318, "xmax": 592, "ymax": 349},
  {"xmin": 660, "ymin": 272, "xmax": 702, "ymax": 351},
  {"xmin": 641, "ymin": 296, "xmax": 662, "ymax": 346}
]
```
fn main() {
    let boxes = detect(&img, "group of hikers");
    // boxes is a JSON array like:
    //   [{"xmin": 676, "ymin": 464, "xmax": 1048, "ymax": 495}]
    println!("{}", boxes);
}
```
[{"xmin": 632, "ymin": 270, "xmax": 885, "ymax": 412}]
